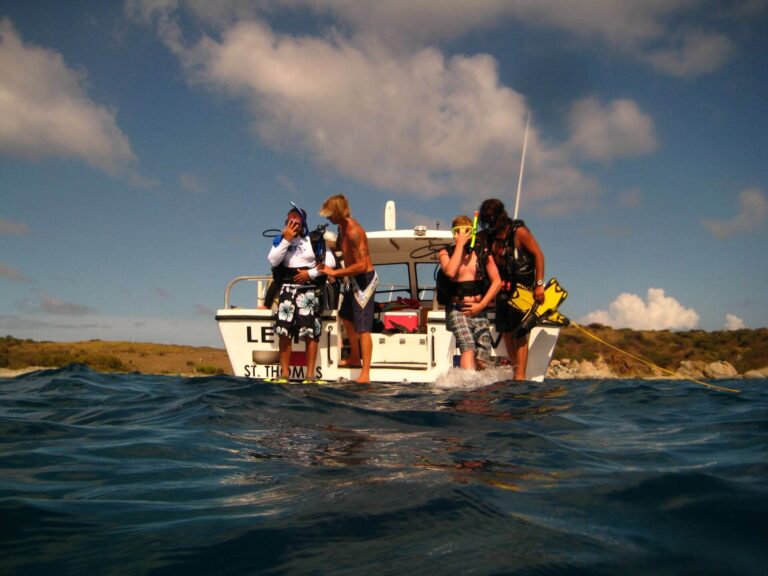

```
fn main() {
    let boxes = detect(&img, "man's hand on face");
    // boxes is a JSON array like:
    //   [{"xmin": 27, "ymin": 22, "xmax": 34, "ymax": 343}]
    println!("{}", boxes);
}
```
[
  {"xmin": 283, "ymin": 219, "xmax": 300, "ymax": 240},
  {"xmin": 455, "ymin": 229, "xmax": 470, "ymax": 246}
]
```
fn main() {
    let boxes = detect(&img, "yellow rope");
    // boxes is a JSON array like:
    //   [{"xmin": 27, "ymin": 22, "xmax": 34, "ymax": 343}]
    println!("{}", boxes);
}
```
[{"xmin": 569, "ymin": 321, "xmax": 740, "ymax": 394}]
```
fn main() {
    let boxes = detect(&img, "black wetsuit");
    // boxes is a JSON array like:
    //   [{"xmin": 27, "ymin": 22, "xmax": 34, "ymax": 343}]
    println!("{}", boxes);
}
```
[{"xmin": 489, "ymin": 221, "xmax": 536, "ymax": 336}]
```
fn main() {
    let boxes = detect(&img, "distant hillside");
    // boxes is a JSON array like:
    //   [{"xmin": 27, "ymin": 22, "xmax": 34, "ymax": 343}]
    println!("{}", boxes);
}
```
[
  {"xmin": 1, "ymin": 327, "xmax": 766, "ymax": 377},
  {"xmin": 0, "ymin": 337, "xmax": 232, "ymax": 376},
  {"xmin": 554, "ymin": 325, "xmax": 768, "ymax": 376}
]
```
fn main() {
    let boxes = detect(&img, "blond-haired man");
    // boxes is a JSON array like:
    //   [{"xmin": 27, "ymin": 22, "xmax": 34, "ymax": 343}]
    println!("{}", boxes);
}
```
[{"xmin": 318, "ymin": 194, "xmax": 377, "ymax": 384}]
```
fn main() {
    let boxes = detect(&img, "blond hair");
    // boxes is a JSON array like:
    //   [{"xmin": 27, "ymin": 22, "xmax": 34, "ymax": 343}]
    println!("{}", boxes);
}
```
[
  {"xmin": 319, "ymin": 194, "xmax": 350, "ymax": 220},
  {"xmin": 451, "ymin": 215, "xmax": 472, "ymax": 228}
]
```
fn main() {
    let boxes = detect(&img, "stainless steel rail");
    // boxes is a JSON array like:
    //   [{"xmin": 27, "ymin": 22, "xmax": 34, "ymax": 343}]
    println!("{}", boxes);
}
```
[{"xmin": 223, "ymin": 275, "xmax": 272, "ymax": 309}]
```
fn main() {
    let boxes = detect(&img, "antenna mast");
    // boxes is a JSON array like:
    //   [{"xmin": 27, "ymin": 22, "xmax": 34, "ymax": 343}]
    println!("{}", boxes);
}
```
[{"xmin": 513, "ymin": 112, "xmax": 530, "ymax": 221}]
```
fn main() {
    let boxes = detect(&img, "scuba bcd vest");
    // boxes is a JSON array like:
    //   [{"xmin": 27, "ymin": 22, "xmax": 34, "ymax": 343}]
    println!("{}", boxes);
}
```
[
  {"xmin": 264, "ymin": 225, "xmax": 329, "ymax": 308},
  {"xmin": 435, "ymin": 240, "xmax": 490, "ymax": 305},
  {"xmin": 490, "ymin": 219, "xmax": 535, "ymax": 286}
]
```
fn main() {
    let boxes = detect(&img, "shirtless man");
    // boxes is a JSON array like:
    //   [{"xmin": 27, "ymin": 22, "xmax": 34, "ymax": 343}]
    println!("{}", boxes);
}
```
[
  {"xmin": 318, "ymin": 194, "xmax": 377, "ymax": 384},
  {"xmin": 439, "ymin": 215, "xmax": 501, "ymax": 370}
]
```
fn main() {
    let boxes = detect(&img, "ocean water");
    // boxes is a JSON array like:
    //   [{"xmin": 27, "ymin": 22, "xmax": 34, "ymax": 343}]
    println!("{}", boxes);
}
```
[{"xmin": 1, "ymin": 365, "xmax": 766, "ymax": 576}]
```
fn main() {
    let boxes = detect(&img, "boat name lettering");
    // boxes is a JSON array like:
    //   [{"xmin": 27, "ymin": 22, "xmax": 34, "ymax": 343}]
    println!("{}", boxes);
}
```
[
  {"xmin": 247, "ymin": 325, "xmax": 275, "ymax": 344},
  {"xmin": 243, "ymin": 365, "xmax": 324, "ymax": 379}
]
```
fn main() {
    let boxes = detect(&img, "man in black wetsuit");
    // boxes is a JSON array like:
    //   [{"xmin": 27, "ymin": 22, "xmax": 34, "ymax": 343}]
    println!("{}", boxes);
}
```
[{"xmin": 478, "ymin": 199, "xmax": 545, "ymax": 381}]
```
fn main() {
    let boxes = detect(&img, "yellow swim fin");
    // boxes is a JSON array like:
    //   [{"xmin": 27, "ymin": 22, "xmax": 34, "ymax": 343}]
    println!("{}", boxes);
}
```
[{"xmin": 509, "ymin": 278, "xmax": 569, "ymax": 333}]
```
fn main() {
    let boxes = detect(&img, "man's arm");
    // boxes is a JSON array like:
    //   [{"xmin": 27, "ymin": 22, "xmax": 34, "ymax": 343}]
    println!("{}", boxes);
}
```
[
  {"xmin": 267, "ymin": 220, "xmax": 300, "ymax": 267},
  {"xmin": 478, "ymin": 255, "xmax": 502, "ymax": 309}
]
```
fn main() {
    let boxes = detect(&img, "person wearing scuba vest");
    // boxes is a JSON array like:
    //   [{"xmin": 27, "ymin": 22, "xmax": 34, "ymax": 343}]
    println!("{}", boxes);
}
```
[
  {"xmin": 439, "ymin": 215, "xmax": 502, "ymax": 370},
  {"xmin": 317, "ymin": 194, "xmax": 377, "ymax": 384},
  {"xmin": 267, "ymin": 205, "xmax": 336, "ymax": 383},
  {"xmin": 478, "ymin": 198, "xmax": 545, "ymax": 381}
]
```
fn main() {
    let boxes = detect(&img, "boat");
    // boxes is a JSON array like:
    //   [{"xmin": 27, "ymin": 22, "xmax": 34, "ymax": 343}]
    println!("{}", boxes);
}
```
[{"xmin": 216, "ymin": 201, "xmax": 562, "ymax": 383}]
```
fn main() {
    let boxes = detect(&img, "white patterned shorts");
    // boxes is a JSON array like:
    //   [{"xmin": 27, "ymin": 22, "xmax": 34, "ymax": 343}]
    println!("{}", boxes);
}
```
[{"xmin": 274, "ymin": 284, "xmax": 322, "ymax": 340}]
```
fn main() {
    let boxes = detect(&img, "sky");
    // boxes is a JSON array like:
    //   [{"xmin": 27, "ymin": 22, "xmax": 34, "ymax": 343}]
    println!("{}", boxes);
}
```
[{"xmin": 1, "ymin": 0, "xmax": 767, "ymax": 347}]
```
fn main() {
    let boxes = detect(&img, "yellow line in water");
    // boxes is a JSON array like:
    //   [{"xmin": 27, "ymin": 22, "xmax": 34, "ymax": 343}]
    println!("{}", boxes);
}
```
[{"xmin": 569, "ymin": 322, "xmax": 740, "ymax": 394}]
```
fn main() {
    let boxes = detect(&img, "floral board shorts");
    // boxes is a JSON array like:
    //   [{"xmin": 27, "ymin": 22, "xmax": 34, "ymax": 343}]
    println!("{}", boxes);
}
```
[
  {"xmin": 274, "ymin": 283, "xmax": 322, "ymax": 340},
  {"xmin": 446, "ymin": 304, "xmax": 492, "ymax": 363}
]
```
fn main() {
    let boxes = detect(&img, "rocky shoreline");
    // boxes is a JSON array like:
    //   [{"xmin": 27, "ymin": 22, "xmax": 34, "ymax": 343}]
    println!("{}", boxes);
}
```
[{"xmin": 547, "ymin": 357, "xmax": 768, "ymax": 380}]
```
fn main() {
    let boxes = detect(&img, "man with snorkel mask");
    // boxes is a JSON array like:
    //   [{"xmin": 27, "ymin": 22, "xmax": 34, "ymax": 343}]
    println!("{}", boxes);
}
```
[
  {"xmin": 478, "ymin": 198, "xmax": 545, "ymax": 381},
  {"xmin": 439, "ymin": 214, "xmax": 501, "ymax": 370},
  {"xmin": 267, "ymin": 202, "xmax": 336, "ymax": 383}
]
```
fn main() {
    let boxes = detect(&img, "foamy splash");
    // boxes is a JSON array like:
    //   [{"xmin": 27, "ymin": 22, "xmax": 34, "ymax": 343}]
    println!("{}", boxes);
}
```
[{"xmin": 431, "ymin": 365, "xmax": 517, "ymax": 391}]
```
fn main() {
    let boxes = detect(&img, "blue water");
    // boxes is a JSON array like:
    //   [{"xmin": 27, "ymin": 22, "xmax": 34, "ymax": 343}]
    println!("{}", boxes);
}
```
[{"xmin": 1, "ymin": 365, "xmax": 766, "ymax": 575}]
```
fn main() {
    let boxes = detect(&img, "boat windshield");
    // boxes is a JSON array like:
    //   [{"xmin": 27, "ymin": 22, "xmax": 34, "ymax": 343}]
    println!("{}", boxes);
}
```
[{"xmin": 373, "ymin": 262, "xmax": 438, "ymax": 303}]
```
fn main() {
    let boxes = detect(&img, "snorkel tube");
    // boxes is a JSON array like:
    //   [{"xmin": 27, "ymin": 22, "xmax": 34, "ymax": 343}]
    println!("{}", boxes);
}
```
[{"xmin": 470, "ymin": 210, "xmax": 479, "ymax": 250}]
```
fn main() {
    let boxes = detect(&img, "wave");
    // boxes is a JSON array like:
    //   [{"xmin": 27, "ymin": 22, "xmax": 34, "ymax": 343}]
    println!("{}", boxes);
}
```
[{"xmin": 1, "ymin": 365, "xmax": 766, "ymax": 574}]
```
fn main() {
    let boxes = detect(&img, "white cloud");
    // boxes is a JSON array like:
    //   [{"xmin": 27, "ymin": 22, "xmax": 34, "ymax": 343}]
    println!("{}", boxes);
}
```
[
  {"xmin": 0, "ymin": 216, "xmax": 29, "ymax": 236},
  {"xmin": 283, "ymin": 0, "xmax": 741, "ymax": 77},
  {"xmin": 0, "ymin": 18, "xmax": 135, "ymax": 173},
  {"xmin": 641, "ymin": 29, "xmax": 734, "ymax": 77},
  {"xmin": 131, "ymin": 0, "xmax": 757, "ymax": 77},
  {"xmin": 617, "ymin": 187, "xmax": 642, "ymax": 209},
  {"xmin": 148, "ymin": 17, "xmax": 591, "ymax": 207},
  {"xmin": 567, "ymin": 97, "xmax": 657, "ymax": 162},
  {"xmin": 16, "ymin": 290, "xmax": 96, "ymax": 316},
  {"xmin": 180, "ymin": 172, "xmax": 207, "ymax": 194},
  {"xmin": 195, "ymin": 303, "xmax": 215, "ymax": 316},
  {"xmin": 0, "ymin": 262, "xmax": 30, "ymax": 283},
  {"xmin": 724, "ymin": 314, "xmax": 745, "ymax": 330},
  {"xmin": 276, "ymin": 173, "xmax": 297, "ymax": 193},
  {"xmin": 580, "ymin": 287, "xmax": 700, "ymax": 330},
  {"xmin": 702, "ymin": 187, "xmax": 768, "ymax": 239}
]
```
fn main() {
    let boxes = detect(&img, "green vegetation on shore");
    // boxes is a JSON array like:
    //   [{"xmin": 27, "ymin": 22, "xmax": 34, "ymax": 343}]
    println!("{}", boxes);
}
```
[
  {"xmin": 1, "ymin": 327, "xmax": 766, "ymax": 377},
  {"xmin": 555, "ymin": 325, "xmax": 768, "ymax": 376},
  {"xmin": 0, "ymin": 337, "xmax": 230, "ymax": 375}
]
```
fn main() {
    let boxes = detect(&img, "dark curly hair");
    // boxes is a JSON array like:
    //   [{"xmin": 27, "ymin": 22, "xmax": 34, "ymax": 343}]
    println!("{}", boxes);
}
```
[{"xmin": 479, "ymin": 198, "xmax": 510, "ymax": 231}]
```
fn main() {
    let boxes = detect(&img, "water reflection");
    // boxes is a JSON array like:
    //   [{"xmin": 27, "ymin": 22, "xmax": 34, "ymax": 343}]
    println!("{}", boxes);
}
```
[{"xmin": 442, "ymin": 380, "xmax": 572, "ymax": 420}]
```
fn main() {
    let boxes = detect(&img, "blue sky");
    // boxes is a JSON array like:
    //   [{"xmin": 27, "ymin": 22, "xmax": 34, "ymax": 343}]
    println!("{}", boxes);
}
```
[{"xmin": 1, "ymin": 0, "xmax": 767, "ymax": 347}]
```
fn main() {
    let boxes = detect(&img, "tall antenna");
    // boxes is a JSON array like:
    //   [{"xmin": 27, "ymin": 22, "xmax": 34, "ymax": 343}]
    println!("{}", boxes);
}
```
[{"xmin": 513, "ymin": 112, "xmax": 530, "ymax": 221}]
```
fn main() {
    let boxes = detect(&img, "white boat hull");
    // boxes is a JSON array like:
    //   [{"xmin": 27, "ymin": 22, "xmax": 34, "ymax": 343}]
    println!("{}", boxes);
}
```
[
  {"xmin": 216, "ymin": 214, "xmax": 562, "ymax": 384},
  {"xmin": 217, "ymin": 305, "xmax": 559, "ymax": 383}
]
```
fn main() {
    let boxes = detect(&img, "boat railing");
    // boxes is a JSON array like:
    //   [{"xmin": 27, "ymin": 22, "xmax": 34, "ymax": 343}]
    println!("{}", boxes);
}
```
[
  {"xmin": 223, "ymin": 277, "xmax": 441, "ymax": 312},
  {"xmin": 223, "ymin": 275, "xmax": 273, "ymax": 309}
]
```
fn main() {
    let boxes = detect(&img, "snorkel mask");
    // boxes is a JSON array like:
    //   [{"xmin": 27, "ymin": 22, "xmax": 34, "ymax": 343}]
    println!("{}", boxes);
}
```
[
  {"xmin": 451, "ymin": 212, "xmax": 479, "ymax": 254},
  {"xmin": 289, "ymin": 201, "xmax": 309, "ymax": 236},
  {"xmin": 479, "ymin": 198, "xmax": 505, "ymax": 232},
  {"xmin": 480, "ymin": 212, "xmax": 497, "ymax": 230}
]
